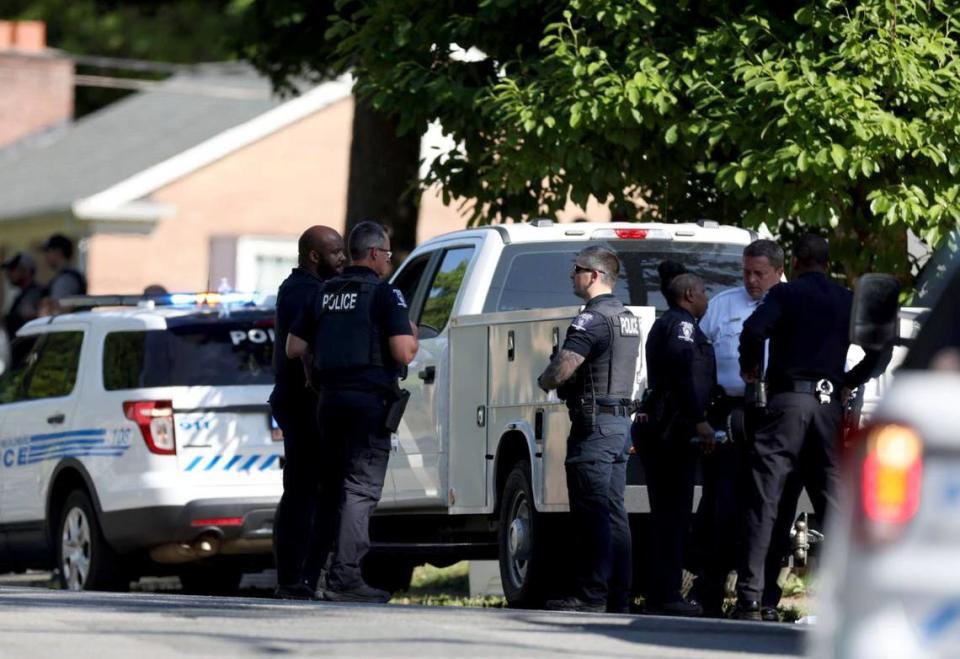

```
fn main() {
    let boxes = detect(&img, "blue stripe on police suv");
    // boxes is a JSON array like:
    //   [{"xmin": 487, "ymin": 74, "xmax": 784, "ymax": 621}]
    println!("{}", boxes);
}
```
[
  {"xmin": 2, "ymin": 429, "xmax": 129, "ymax": 468},
  {"xmin": 184, "ymin": 454, "xmax": 281, "ymax": 472}
]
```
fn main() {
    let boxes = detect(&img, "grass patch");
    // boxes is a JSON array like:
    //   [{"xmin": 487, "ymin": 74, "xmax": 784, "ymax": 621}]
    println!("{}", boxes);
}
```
[{"xmin": 390, "ymin": 561, "xmax": 505, "ymax": 608}]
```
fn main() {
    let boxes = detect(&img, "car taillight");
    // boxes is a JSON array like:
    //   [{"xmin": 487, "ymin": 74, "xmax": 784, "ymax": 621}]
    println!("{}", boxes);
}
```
[
  {"xmin": 859, "ymin": 423, "xmax": 922, "ymax": 544},
  {"xmin": 123, "ymin": 400, "xmax": 176, "ymax": 455}
]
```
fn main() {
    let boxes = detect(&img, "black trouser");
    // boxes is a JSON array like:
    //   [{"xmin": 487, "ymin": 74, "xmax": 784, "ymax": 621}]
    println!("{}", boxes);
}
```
[
  {"xmin": 318, "ymin": 389, "xmax": 391, "ymax": 592},
  {"xmin": 691, "ymin": 397, "xmax": 805, "ymax": 612},
  {"xmin": 271, "ymin": 394, "xmax": 337, "ymax": 590},
  {"xmin": 639, "ymin": 436, "xmax": 699, "ymax": 606},
  {"xmin": 565, "ymin": 413, "xmax": 632, "ymax": 609},
  {"xmin": 738, "ymin": 391, "xmax": 841, "ymax": 602}
]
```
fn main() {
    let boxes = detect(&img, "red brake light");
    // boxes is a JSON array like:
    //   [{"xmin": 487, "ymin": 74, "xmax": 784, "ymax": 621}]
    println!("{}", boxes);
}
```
[
  {"xmin": 614, "ymin": 229, "xmax": 649, "ymax": 239},
  {"xmin": 123, "ymin": 400, "xmax": 176, "ymax": 455},
  {"xmin": 859, "ymin": 423, "xmax": 922, "ymax": 543}
]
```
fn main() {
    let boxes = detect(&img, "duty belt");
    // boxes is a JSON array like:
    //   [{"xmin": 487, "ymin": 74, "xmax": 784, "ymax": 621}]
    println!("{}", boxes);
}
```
[
  {"xmin": 778, "ymin": 379, "xmax": 838, "ymax": 404},
  {"xmin": 574, "ymin": 402, "xmax": 635, "ymax": 417}
]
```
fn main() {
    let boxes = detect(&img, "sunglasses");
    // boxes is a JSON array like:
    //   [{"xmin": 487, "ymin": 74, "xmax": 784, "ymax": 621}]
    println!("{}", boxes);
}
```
[
  {"xmin": 372, "ymin": 247, "xmax": 393, "ymax": 259},
  {"xmin": 573, "ymin": 264, "xmax": 604, "ymax": 275}
]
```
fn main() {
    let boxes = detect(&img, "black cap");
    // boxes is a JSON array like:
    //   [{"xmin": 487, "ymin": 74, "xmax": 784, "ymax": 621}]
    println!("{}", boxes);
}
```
[
  {"xmin": 1, "ymin": 252, "xmax": 35, "ymax": 271},
  {"xmin": 43, "ymin": 233, "xmax": 74, "ymax": 259}
]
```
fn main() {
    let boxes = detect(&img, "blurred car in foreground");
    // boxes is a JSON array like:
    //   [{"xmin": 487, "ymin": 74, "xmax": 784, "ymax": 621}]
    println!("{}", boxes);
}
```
[{"xmin": 813, "ymin": 243, "xmax": 960, "ymax": 658}]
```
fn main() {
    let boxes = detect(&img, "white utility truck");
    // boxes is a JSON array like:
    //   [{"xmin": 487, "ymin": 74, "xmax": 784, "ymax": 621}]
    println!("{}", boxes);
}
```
[{"xmin": 370, "ymin": 220, "xmax": 754, "ymax": 605}]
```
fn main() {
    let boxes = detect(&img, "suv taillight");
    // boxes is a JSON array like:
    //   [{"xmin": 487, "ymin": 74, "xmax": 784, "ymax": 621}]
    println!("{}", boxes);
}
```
[
  {"xmin": 859, "ymin": 423, "xmax": 922, "ymax": 545},
  {"xmin": 123, "ymin": 400, "xmax": 176, "ymax": 455}
]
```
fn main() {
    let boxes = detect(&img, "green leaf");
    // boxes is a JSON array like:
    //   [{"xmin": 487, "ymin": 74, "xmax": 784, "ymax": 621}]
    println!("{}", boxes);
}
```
[
  {"xmin": 734, "ymin": 170, "xmax": 748, "ymax": 188},
  {"xmin": 665, "ymin": 124, "xmax": 679, "ymax": 144},
  {"xmin": 830, "ymin": 143, "xmax": 847, "ymax": 170}
]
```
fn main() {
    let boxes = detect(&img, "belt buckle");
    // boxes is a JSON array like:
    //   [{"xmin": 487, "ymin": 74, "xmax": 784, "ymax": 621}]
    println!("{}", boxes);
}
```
[{"xmin": 815, "ymin": 379, "xmax": 834, "ymax": 405}]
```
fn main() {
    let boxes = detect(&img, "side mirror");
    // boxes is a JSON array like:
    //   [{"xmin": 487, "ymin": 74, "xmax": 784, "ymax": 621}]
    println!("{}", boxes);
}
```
[{"xmin": 850, "ymin": 274, "xmax": 900, "ymax": 350}]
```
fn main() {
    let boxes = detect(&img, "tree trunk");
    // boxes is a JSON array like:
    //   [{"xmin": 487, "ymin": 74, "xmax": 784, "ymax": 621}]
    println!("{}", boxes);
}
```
[{"xmin": 345, "ymin": 97, "xmax": 422, "ymax": 259}]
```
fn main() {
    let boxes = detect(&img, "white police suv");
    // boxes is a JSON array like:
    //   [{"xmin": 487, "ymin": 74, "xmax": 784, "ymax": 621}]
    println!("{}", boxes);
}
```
[{"xmin": 0, "ymin": 293, "xmax": 283, "ymax": 592}]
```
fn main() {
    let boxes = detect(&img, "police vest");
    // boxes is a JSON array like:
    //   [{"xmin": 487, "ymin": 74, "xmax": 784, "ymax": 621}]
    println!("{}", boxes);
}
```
[
  {"xmin": 568, "ymin": 296, "xmax": 641, "ymax": 404},
  {"xmin": 313, "ymin": 273, "xmax": 385, "ymax": 372}
]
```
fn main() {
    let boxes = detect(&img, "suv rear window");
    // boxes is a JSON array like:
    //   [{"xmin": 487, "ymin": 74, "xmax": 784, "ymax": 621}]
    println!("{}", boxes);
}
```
[
  {"xmin": 103, "ymin": 317, "xmax": 275, "ymax": 390},
  {"xmin": 482, "ymin": 240, "xmax": 744, "ymax": 313}
]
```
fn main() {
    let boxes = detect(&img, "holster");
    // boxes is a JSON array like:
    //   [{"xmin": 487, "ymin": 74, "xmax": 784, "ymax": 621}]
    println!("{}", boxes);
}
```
[{"xmin": 384, "ymin": 386, "xmax": 411, "ymax": 434}]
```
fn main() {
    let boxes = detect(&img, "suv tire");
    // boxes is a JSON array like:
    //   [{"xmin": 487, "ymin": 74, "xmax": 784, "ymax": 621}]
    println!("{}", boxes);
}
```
[{"xmin": 56, "ymin": 489, "xmax": 126, "ymax": 591}]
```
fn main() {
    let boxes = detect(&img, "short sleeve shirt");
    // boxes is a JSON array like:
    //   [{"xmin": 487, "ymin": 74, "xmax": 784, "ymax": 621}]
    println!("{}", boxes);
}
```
[{"xmin": 560, "ymin": 299, "xmax": 613, "ymax": 360}]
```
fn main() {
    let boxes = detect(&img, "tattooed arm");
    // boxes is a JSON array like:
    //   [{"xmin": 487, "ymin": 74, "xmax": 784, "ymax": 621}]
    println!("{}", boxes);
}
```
[{"xmin": 537, "ymin": 349, "xmax": 586, "ymax": 391}]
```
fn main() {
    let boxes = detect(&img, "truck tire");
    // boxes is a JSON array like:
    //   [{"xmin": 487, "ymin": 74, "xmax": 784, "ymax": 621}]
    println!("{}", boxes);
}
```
[
  {"xmin": 498, "ymin": 461, "xmax": 552, "ymax": 608},
  {"xmin": 56, "ymin": 489, "xmax": 126, "ymax": 591}
]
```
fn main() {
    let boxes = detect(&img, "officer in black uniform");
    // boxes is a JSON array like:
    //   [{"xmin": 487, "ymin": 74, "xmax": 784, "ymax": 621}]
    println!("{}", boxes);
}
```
[
  {"xmin": 41, "ymin": 234, "xmax": 87, "ymax": 301},
  {"xmin": 636, "ymin": 272, "xmax": 715, "ymax": 617},
  {"xmin": 733, "ymin": 234, "xmax": 882, "ymax": 620},
  {"xmin": 2, "ymin": 253, "xmax": 44, "ymax": 338},
  {"xmin": 287, "ymin": 221, "xmax": 417, "ymax": 603},
  {"xmin": 538, "ymin": 245, "xmax": 641, "ymax": 613},
  {"xmin": 271, "ymin": 225, "xmax": 346, "ymax": 600}
]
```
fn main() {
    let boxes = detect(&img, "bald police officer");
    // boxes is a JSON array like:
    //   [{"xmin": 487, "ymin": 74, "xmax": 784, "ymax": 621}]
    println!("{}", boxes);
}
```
[
  {"xmin": 638, "ymin": 272, "xmax": 715, "ymax": 617},
  {"xmin": 538, "ymin": 246, "xmax": 640, "ymax": 613},
  {"xmin": 287, "ymin": 221, "xmax": 417, "ymax": 603},
  {"xmin": 271, "ymin": 226, "xmax": 345, "ymax": 600}
]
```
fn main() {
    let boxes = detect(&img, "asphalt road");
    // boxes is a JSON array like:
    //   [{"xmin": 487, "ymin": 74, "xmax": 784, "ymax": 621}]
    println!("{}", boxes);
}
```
[{"xmin": 0, "ymin": 586, "xmax": 805, "ymax": 657}]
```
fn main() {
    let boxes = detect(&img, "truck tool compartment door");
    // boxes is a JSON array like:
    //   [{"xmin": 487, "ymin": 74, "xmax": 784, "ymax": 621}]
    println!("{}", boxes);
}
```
[{"xmin": 392, "ymin": 245, "xmax": 477, "ymax": 506}]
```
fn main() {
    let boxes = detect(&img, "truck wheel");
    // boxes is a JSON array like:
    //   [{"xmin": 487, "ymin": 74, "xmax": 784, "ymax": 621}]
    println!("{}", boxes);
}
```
[
  {"xmin": 56, "ymin": 489, "xmax": 126, "ymax": 591},
  {"xmin": 498, "ymin": 461, "xmax": 551, "ymax": 608},
  {"xmin": 179, "ymin": 566, "xmax": 243, "ymax": 595}
]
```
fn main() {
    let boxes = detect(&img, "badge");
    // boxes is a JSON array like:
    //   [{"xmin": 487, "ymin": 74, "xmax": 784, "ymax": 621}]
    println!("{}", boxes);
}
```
[
  {"xmin": 392, "ymin": 289, "xmax": 408, "ymax": 308},
  {"xmin": 677, "ymin": 321, "xmax": 694, "ymax": 343},
  {"xmin": 571, "ymin": 312, "xmax": 593, "ymax": 332}
]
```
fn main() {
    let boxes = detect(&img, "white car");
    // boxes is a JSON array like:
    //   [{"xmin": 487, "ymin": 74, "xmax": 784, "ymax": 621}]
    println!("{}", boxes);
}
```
[
  {"xmin": 813, "ymin": 244, "xmax": 960, "ymax": 657},
  {"xmin": 0, "ymin": 294, "xmax": 283, "ymax": 592}
]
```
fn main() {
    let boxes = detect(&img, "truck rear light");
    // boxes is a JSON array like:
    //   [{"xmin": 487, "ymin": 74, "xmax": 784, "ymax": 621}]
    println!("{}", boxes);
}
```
[
  {"xmin": 591, "ymin": 228, "xmax": 670, "ymax": 240},
  {"xmin": 859, "ymin": 423, "xmax": 922, "ymax": 544},
  {"xmin": 123, "ymin": 400, "xmax": 176, "ymax": 455}
]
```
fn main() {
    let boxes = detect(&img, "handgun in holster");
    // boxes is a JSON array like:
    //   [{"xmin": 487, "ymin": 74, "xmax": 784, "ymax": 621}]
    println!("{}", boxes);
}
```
[{"xmin": 384, "ymin": 385, "xmax": 411, "ymax": 434}]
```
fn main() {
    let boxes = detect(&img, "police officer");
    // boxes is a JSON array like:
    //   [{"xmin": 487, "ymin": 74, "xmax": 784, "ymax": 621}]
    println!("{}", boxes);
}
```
[
  {"xmin": 733, "ymin": 234, "xmax": 882, "ymax": 620},
  {"xmin": 537, "ymin": 246, "xmax": 640, "ymax": 613},
  {"xmin": 287, "ymin": 221, "xmax": 417, "ymax": 603},
  {"xmin": 41, "ymin": 234, "xmax": 87, "ymax": 301},
  {"xmin": 637, "ymin": 272, "xmax": 715, "ymax": 617},
  {"xmin": 2, "ymin": 253, "xmax": 43, "ymax": 339},
  {"xmin": 691, "ymin": 239, "xmax": 802, "ymax": 619},
  {"xmin": 271, "ymin": 225, "xmax": 346, "ymax": 600}
]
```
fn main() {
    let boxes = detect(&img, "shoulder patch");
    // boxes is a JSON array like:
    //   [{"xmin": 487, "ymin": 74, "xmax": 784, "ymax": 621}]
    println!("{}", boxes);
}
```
[
  {"xmin": 677, "ymin": 321, "xmax": 695, "ymax": 343},
  {"xmin": 618, "ymin": 315, "xmax": 640, "ymax": 336},
  {"xmin": 570, "ymin": 312, "xmax": 594, "ymax": 332},
  {"xmin": 392, "ymin": 289, "xmax": 408, "ymax": 308}
]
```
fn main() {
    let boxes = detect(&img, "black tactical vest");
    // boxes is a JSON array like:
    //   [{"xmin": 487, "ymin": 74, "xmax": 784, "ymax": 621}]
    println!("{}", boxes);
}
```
[
  {"xmin": 313, "ymin": 273, "xmax": 384, "ymax": 372},
  {"xmin": 569, "ymin": 296, "xmax": 641, "ymax": 405}
]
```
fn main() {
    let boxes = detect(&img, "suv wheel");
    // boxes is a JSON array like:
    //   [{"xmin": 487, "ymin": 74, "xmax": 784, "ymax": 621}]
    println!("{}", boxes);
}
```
[
  {"xmin": 498, "ymin": 460, "xmax": 552, "ymax": 607},
  {"xmin": 56, "ymin": 490, "xmax": 125, "ymax": 591}
]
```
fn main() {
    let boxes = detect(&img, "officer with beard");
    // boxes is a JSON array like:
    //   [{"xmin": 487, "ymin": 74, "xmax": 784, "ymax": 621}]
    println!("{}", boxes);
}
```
[{"xmin": 271, "ymin": 226, "xmax": 346, "ymax": 599}]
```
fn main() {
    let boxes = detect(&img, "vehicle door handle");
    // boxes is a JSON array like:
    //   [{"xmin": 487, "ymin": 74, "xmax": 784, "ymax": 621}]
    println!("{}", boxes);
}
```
[
  {"xmin": 418, "ymin": 366, "xmax": 436, "ymax": 384},
  {"xmin": 46, "ymin": 413, "xmax": 65, "ymax": 425}
]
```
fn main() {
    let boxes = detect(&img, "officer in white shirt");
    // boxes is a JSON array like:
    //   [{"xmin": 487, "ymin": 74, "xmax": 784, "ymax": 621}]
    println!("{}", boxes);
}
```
[{"xmin": 691, "ymin": 239, "xmax": 799, "ymax": 620}]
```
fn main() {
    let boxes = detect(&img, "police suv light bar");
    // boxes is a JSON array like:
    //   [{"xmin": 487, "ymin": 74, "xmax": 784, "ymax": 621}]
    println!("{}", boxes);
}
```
[{"xmin": 59, "ymin": 291, "xmax": 267, "ymax": 310}]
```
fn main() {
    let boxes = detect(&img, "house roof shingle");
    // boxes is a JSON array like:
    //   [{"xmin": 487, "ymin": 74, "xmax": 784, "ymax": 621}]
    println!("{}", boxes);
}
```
[{"xmin": 0, "ymin": 65, "xmax": 283, "ymax": 221}]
